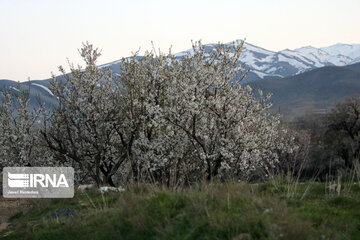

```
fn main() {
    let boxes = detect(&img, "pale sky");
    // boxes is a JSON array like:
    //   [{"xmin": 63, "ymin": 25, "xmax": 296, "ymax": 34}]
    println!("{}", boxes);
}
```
[{"xmin": 1, "ymin": 0, "xmax": 360, "ymax": 81}]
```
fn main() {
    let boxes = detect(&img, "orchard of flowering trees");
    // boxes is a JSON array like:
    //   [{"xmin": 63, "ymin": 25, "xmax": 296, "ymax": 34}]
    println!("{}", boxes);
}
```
[{"xmin": 0, "ymin": 41, "xmax": 303, "ymax": 187}]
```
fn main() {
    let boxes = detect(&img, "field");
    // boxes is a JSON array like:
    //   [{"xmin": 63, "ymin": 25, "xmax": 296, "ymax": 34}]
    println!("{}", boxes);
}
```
[{"xmin": 1, "ymin": 181, "xmax": 360, "ymax": 240}]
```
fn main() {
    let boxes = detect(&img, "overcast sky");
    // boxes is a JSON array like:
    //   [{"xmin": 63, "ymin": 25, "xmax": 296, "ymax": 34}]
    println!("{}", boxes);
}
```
[{"xmin": 1, "ymin": 0, "xmax": 360, "ymax": 81}]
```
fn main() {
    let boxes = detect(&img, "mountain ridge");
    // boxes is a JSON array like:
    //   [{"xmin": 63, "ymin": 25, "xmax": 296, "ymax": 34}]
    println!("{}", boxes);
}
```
[
  {"xmin": 1, "ymin": 41, "xmax": 360, "ymax": 117},
  {"xmin": 249, "ymin": 62, "xmax": 360, "ymax": 117},
  {"xmin": 2, "ymin": 41, "xmax": 360, "ymax": 83},
  {"xmin": 174, "ymin": 41, "xmax": 360, "ymax": 81}
]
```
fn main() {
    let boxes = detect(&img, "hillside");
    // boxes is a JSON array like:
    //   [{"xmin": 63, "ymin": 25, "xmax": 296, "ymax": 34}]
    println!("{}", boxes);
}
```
[
  {"xmin": 176, "ymin": 42, "xmax": 360, "ymax": 81},
  {"xmin": 250, "ymin": 62, "xmax": 360, "ymax": 117},
  {"xmin": 2, "ymin": 42, "xmax": 360, "ymax": 117},
  {"xmin": 0, "ymin": 79, "xmax": 58, "ymax": 111}
]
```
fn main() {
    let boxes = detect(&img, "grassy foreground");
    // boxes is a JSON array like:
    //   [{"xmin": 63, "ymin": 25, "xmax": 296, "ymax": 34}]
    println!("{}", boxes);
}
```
[{"xmin": 1, "ymin": 182, "xmax": 360, "ymax": 240}]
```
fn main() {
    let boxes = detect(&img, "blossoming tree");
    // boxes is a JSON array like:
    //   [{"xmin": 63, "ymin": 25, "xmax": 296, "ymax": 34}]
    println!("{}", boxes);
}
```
[{"xmin": 41, "ymin": 41, "xmax": 296, "ymax": 186}]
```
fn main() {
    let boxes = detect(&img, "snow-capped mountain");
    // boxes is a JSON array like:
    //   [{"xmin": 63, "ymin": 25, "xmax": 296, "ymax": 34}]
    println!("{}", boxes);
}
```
[
  {"xmin": 321, "ymin": 43, "xmax": 360, "ymax": 60},
  {"xmin": 2, "ymin": 41, "xmax": 360, "ymax": 102},
  {"xmin": 2, "ymin": 41, "xmax": 360, "ymax": 115},
  {"xmin": 175, "ymin": 41, "xmax": 360, "ymax": 81}
]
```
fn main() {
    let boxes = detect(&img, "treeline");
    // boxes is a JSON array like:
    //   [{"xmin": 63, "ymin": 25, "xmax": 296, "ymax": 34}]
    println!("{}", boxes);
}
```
[{"xmin": 286, "ymin": 99, "xmax": 360, "ymax": 180}]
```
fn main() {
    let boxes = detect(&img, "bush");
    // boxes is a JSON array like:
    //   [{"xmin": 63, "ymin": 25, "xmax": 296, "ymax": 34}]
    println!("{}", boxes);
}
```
[{"xmin": 4, "ymin": 41, "xmax": 298, "ymax": 186}]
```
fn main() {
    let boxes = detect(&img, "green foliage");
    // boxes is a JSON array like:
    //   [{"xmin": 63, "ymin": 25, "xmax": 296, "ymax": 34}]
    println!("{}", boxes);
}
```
[
  {"xmin": 2, "ymin": 182, "xmax": 360, "ymax": 240},
  {"xmin": 284, "ymin": 97, "xmax": 360, "ymax": 180}
]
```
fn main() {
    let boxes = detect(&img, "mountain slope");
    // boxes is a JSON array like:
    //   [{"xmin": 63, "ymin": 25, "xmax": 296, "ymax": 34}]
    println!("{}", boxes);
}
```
[
  {"xmin": 175, "ymin": 41, "xmax": 360, "ymax": 82},
  {"xmin": 249, "ymin": 62, "xmax": 360, "ymax": 117},
  {"xmin": 3, "ymin": 62, "xmax": 360, "ymax": 118},
  {"xmin": 321, "ymin": 43, "xmax": 360, "ymax": 59},
  {"xmin": 0, "ymin": 79, "xmax": 58, "ymax": 111},
  {"xmin": 2, "ymin": 41, "xmax": 360, "ymax": 117},
  {"xmin": 3, "ymin": 41, "xmax": 360, "ymax": 85}
]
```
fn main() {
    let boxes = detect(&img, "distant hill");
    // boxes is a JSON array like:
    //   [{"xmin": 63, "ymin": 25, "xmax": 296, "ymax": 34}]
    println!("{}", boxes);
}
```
[
  {"xmin": 175, "ymin": 42, "xmax": 360, "ymax": 82},
  {"xmin": 0, "ymin": 79, "xmax": 58, "ymax": 111},
  {"xmin": 95, "ymin": 41, "xmax": 360, "ymax": 82},
  {"xmin": 3, "ymin": 63, "xmax": 360, "ymax": 118},
  {"xmin": 2, "ymin": 41, "xmax": 360, "ymax": 118},
  {"xmin": 250, "ymin": 62, "xmax": 360, "ymax": 117}
]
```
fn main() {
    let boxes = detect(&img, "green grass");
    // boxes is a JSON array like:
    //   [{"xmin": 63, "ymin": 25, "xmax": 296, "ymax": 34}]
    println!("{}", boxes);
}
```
[{"xmin": 1, "ymin": 182, "xmax": 360, "ymax": 240}]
